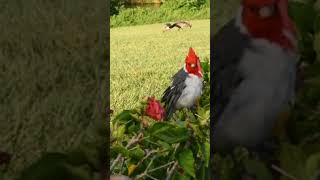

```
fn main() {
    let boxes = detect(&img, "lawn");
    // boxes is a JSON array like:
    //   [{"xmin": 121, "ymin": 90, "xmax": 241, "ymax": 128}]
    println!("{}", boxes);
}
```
[
  {"xmin": 0, "ymin": 1, "xmax": 107, "ymax": 179},
  {"xmin": 110, "ymin": 19, "xmax": 210, "ymax": 115}
]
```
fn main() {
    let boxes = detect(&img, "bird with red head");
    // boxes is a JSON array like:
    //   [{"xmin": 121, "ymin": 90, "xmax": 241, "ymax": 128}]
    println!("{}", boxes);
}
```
[
  {"xmin": 212, "ymin": 0, "xmax": 299, "ymax": 152},
  {"xmin": 162, "ymin": 48, "xmax": 203, "ymax": 120}
]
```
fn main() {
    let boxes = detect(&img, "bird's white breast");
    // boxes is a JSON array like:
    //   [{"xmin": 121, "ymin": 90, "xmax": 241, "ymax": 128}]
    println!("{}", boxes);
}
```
[
  {"xmin": 216, "ymin": 39, "xmax": 297, "ymax": 147},
  {"xmin": 176, "ymin": 74, "xmax": 203, "ymax": 109}
]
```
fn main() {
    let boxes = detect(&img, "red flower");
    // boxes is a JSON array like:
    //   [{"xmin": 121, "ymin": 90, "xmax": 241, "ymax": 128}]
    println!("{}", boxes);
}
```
[{"xmin": 145, "ymin": 97, "xmax": 165, "ymax": 121}]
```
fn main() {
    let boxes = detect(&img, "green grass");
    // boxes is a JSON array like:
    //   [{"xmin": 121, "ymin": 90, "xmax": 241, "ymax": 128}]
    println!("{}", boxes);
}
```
[
  {"xmin": 110, "ymin": 19, "xmax": 210, "ymax": 114},
  {"xmin": 0, "ymin": 0, "xmax": 107, "ymax": 179}
]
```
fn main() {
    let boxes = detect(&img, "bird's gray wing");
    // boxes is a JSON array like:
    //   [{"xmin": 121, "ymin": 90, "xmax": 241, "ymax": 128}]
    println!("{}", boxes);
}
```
[
  {"xmin": 161, "ymin": 68, "xmax": 187, "ymax": 120},
  {"xmin": 211, "ymin": 19, "xmax": 251, "ymax": 126}
]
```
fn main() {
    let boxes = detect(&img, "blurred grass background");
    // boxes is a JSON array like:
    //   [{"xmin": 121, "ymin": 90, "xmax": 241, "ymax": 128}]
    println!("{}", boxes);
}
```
[
  {"xmin": 110, "ymin": 20, "xmax": 210, "ymax": 114},
  {"xmin": 0, "ymin": 0, "xmax": 108, "ymax": 179}
]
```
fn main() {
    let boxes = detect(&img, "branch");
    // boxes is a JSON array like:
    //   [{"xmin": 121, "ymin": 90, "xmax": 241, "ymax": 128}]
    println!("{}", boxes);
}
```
[
  {"xmin": 135, "ymin": 160, "xmax": 175, "ymax": 180},
  {"xmin": 165, "ymin": 142, "xmax": 191, "ymax": 180},
  {"xmin": 137, "ymin": 149, "xmax": 157, "ymax": 167},
  {"xmin": 111, "ymin": 132, "xmax": 144, "ymax": 170},
  {"xmin": 271, "ymin": 164, "xmax": 298, "ymax": 180},
  {"xmin": 145, "ymin": 174, "xmax": 160, "ymax": 180},
  {"xmin": 165, "ymin": 161, "xmax": 179, "ymax": 180},
  {"xmin": 135, "ymin": 156, "xmax": 156, "ymax": 179},
  {"xmin": 148, "ymin": 161, "xmax": 175, "ymax": 173}
]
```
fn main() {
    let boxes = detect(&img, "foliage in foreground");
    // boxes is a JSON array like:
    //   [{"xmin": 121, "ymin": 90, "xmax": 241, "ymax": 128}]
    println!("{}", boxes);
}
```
[
  {"xmin": 110, "ymin": 59, "xmax": 210, "ymax": 179},
  {"xmin": 212, "ymin": 1, "xmax": 320, "ymax": 179},
  {"xmin": 110, "ymin": 0, "xmax": 210, "ymax": 28}
]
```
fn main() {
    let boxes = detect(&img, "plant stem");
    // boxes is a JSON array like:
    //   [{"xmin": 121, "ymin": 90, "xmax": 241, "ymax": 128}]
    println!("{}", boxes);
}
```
[
  {"xmin": 145, "ymin": 156, "xmax": 156, "ymax": 171},
  {"xmin": 145, "ymin": 174, "xmax": 159, "ymax": 180},
  {"xmin": 148, "ymin": 161, "xmax": 175, "ymax": 173},
  {"xmin": 165, "ymin": 142, "xmax": 191, "ymax": 180},
  {"xmin": 119, "ymin": 157, "xmax": 125, "ymax": 174},
  {"xmin": 111, "ymin": 132, "xmax": 143, "ymax": 170},
  {"xmin": 135, "ymin": 156, "xmax": 156, "ymax": 179},
  {"xmin": 271, "ymin": 164, "xmax": 298, "ymax": 180},
  {"xmin": 135, "ymin": 160, "xmax": 176, "ymax": 179},
  {"xmin": 165, "ymin": 161, "xmax": 179, "ymax": 180},
  {"xmin": 137, "ymin": 150, "xmax": 157, "ymax": 167}
]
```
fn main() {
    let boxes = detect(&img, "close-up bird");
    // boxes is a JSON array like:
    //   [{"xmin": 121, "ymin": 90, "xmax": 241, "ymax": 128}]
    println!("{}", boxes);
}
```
[
  {"xmin": 211, "ymin": 0, "xmax": 299, "ymax": 152},
  {"xmin": 162, "ymin": 47, "xmax": 203, "ymax": 120}
]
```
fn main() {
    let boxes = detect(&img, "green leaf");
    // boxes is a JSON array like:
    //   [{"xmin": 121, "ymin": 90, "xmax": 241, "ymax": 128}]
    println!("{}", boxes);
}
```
[
  {"xmin": 113, "ymin": 110, "xmax": 132, "ymax": 121},
  {"xmin": 305, "ymin": 152, "xmax": 320, "ymax": 179},
  {"xmin": 200, "ymin": 142, "xmax": 210, "ymax": 167},
  {"xmin": 279, "ymin": 143, "xmax": 307, "ymax": 180},
  {"xmin": 314, "ymin": 15, "xmax": 320, "ymax": 34},
  {"xmin": 177, "ymin": 149, "xmax": 195, "ymax": 178},
  {"xmin": 129, "ymin": 147, "xmax": 145, "ymax": 160},
  {"xmin": 127, "ymin": 122, "xmax": 140, "ymax": 134},
  {"xmin": 196, "ymin": 107, "xmax": 210, "ymax": 126},
  {"xmin": 112, "ymin": 125, "xmax": 126, "ymax": 139},
  {"xmin": 200, "ymin": 61, "xmax": 209, "ymax": 74},
  {"xmin": 113, "ymin": 110, "xmax": 139, "ymax": 124},
  {"xmin": 289, "ymin": 1, "xmax": 316, "ymax": 34},
  {"xmin": 243, "ymin": 159, "xmax": 273, "ymax": 180},
  {"xmin": 196, "ymin": 162, "xmax": 209, "ymax": 180},
  {"xmin": 111, "ymin": 144, "xmax": 129, "ymax": 158},
  {"xmin": 147, "ymin": 122, "xmax": 173, "ymax": 134},
  {"xmin": 147, "ymin": 122, "xmax": 189, "ymax": 144},
  {"xmin": 157, "ymin": 140, "xmax": 172, "ymax": 151}
]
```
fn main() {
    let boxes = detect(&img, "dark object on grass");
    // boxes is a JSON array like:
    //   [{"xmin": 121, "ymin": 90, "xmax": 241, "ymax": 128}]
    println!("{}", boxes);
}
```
[
  {"xmin": 0, "ymin": 151, "xmax": 11, "ymax": 166},
  {"xmin": 163, "ymin": 21, "xmax": 192, "ymax": 32}
]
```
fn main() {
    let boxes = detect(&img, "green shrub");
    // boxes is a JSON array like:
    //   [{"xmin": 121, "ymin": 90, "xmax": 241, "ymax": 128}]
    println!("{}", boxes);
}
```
[
  {"xmin": 110, "ymin": 59, "xmax": 210, "ymax": 179},
  {"xmin": 110, "ymin": 0, "xmax": 124, "ymax": 16},
  {"xmin": 110, "ymin": 0, "xmax": 210, "ymax": 28},
  {"xmin": 161, "ymin": 0, "xmax": 208, "ymax": 11}
]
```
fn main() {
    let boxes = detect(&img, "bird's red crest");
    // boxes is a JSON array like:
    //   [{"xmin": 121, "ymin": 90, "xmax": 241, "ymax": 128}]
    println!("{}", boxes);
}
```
[
  {"xmin": 241, "ymin": 0, "xmax": 297, "ymax": 52},
  {"xmin": 185, "ymin": 48, "xmax": 202, "ymax": 77},
  {"xmin": 186, "ymin": 47, "xmax": 198, "ymax": 62}
]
